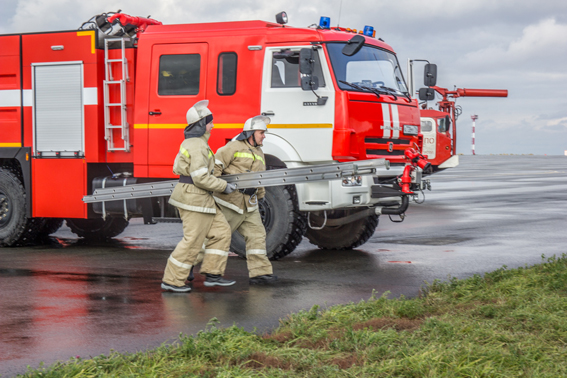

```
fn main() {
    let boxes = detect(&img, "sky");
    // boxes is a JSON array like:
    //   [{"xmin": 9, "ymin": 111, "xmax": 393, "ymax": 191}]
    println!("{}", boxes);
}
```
[{"xmin": 2, "ymin": 0, "xmax": 566, "ymax": 155}]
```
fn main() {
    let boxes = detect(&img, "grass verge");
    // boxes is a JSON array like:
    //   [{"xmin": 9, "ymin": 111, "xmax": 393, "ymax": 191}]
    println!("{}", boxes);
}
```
[{"xmin": 20, "ymin": 254, "xmax": 567, "ymax": 377}]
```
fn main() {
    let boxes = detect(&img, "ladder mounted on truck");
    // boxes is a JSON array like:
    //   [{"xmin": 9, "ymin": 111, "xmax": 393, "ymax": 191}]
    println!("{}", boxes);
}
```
[
  {"xmin": 83, "ymin": 159, "xmax": 391, "ymax": 203},
  {"xmin": 103, "ymin": 37, "xmax": 130, "ymax": 152}
]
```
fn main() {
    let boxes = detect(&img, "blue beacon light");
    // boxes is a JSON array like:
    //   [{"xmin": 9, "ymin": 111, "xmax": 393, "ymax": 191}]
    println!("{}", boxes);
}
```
[
  {"xmin": 363, "ymin": 25, "xmax": 374, "ymax": 37},
  {"xmin": 319, "ymin": 16, "xmax": 331, "ymax": 29}
]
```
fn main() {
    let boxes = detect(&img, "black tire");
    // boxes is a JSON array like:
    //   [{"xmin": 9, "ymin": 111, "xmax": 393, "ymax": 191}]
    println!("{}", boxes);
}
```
[
  {"xmin": 230, "ymin": 185, "xmax": 307, "ymax": 260},
  {"xmin": 305, "ymin": 210, "xmax": 379, "ymax": 250},
  {"xmin": 66, "ymin": 217, "xmax": 129, "ymax": 240},
  {"xmin": 0, "ymin": 168, "xmax": 36, "ymax": 247},
  {"xmin": 37, "ymin": 218, "xmax": 64, "ymax": 237}
]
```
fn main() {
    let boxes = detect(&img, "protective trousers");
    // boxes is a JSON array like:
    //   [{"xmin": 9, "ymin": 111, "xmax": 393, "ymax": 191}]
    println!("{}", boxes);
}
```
[
  {"xmin": 223, "ymin": 206, "xmax": 273, "ymax": 277},
  {"xmin": 193, "ymin": 206, "xmax": 272, "ymax": 277},
  {"xmin": 162, "ymin": 206, "xmax": 231, "ymax": 287}
]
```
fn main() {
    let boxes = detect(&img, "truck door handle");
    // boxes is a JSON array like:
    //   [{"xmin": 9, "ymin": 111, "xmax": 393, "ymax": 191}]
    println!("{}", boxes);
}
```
[
  {"xmin": 261, "ymin": 111, "xmax": 275, "ymax": 116},
  {"xmin": 149, "ymin": 111, "xmax": 162, "ymax": 116}
]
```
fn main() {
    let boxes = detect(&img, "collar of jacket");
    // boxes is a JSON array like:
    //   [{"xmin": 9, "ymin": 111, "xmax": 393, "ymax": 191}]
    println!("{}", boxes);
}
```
[
  {"xmin": 200, "ymin": 132, "xmax": 211, "ymax": 143},
  {"xmin": 244, "ymin": 138, "xmax": 262, "ymax": 149}
]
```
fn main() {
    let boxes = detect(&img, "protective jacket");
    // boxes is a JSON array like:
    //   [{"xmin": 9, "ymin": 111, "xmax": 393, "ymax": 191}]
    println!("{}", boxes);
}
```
[
  {"xmin": 169, "ymin": 132, "xmax": 227, "ymax": 214},
  {"xmin": 213, "ymin": 139, "xmax": 266, "ymax": 214}
]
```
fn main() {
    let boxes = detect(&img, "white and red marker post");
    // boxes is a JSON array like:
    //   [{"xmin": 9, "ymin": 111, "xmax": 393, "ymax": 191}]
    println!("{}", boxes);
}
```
[{"xmin": 471, "ymin": 115, "xmax": 478, "ymax": 155}]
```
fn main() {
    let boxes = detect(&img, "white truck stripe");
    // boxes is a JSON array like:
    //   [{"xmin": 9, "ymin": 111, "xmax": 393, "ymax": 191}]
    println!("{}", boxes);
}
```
[
  {"xmin": 391, "ymin": 104, "xmax": 400, "ymax": 139},
  {"xmin": 83, "ymin": 87, "xmax": 97, "ymax": 105},
  {"xmin": 0, "ymin": 90, "xmax": 21, "ymax": 107},
  {"xmin": 0, "ymin": 88, "xmax": 97, "ymax": 107},
  {"xmin": 381, "ymin": 103, "xmax": 390, "ymax": 139}
]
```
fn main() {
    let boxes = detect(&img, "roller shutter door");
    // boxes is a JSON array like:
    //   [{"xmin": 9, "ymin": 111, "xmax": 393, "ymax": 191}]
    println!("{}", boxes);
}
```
[{"xmin": 33, "ymin": 62, "xmax": 84, "ymax": 157}]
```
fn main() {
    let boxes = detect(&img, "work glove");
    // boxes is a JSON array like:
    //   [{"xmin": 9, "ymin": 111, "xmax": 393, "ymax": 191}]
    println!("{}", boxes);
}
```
[{"xmin": 223, "ymin": 183, "xmax": 237, "ymax": 194}]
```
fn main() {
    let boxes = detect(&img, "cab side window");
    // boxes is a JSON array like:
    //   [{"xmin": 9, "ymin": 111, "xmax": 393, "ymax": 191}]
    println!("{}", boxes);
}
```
[
  {"xmin": 271, "ymin": 50, "xmax": 325, "ymax": 88},
  {"xmin": 439, "ymin": 117, "xmax": 451, "ymax": 133},
  {"xmin": 217, "ymin": 52, "xmax": 237, "ymax": 95},
  {"xmin": 420, "ymin": 119, "xmax": 433, "ymax": 132},
  {"xmin": 158, "ymin": 54, "xmax": 201, "ymax": 95}
]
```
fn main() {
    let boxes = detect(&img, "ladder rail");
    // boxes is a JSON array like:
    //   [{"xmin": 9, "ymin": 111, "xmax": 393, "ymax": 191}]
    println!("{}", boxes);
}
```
[
  {"xmin": 103, "ymin": 37, "xmax": 130, "ymax": 152},
  {"xmin": 83, "ymin": 159, "xmax": 390, "ymax": 203}
]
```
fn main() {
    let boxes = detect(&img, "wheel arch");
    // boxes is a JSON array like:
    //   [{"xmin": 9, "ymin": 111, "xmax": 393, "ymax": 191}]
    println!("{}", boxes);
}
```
[
  {"xmin": 262, "ymin": 135, "xmax": 302, "ymax": 165},
  {"xmin": 264, "ymin": 154, "xmax": 287, "ymax": 169},
  {"xmin": 0, "ymin": 147, "xmax": 32, "ymax": 217}
]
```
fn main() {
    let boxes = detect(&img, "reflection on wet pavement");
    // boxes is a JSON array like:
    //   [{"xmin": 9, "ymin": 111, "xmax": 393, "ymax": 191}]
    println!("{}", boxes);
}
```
[{"xmin": 1, "ymin": 156, "xmax": 567, "ymax": 376}]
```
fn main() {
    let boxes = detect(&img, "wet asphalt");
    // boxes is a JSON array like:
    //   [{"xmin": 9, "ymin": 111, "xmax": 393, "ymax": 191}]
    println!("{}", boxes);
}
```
[{"xmin": 1, "ymin": 155, "xmax": 566, "ymax": 376}]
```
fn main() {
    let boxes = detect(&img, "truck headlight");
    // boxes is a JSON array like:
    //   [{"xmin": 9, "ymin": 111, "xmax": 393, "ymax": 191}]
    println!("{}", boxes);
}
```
[
  {"xmin": 403, "ymin": 125, "xmax": 418, "ymax": 135},
  {"xmin": 342, "ymin": 175, "xmax": 362, "ymax": 186}
]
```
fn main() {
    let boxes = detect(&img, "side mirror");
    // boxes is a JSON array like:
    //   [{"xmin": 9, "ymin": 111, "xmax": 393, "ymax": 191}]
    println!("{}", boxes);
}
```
[
  {"xmin": 299, "ymin": 48, "xmax": 314, "ymax": 75},
  {"xmin": 444, "ymin": 115, "xmax": 451, "ymax": 131},
  {"xmin": 300, "ymin": 48, "xmax": 319, "ymax": 91},
  {"xmin": 301, "ymin": 75, "xmax": 319, "ymax": 91},
  {"xmin": 341, "ymin": 35, "xmax": 365, "ymax": 56},
  {"xmin": 424, "ymin": 63, "xmax": 437, "ymax": 87},
  {"xmin": 418, "ymin": 87, "xmax": 435, "ymax": 101}
]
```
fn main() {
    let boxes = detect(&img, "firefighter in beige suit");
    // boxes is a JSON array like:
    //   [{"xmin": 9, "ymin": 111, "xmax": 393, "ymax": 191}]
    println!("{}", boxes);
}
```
[
  {"xmin": 161, "ymin": 100, "xmax": 237, "ymax": 293},
  {"xmin": 213, "ymin": 116, "xmax": 277, "ymax": 284}
]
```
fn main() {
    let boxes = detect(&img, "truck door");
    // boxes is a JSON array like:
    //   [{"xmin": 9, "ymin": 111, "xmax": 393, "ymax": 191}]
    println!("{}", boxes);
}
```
[
  {"xmin": 420, "ymin": 117, "xmax": 437, "ymax": 160},
  {"xmin": 147, "ymin": 43, "xmax": 208, "ymax": 175},
  {"xmin": 260, "ymin": 46, "xmax": 335, "ymax": 162}
]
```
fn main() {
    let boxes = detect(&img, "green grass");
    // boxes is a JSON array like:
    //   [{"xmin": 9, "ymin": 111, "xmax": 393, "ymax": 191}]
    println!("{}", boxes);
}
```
[{"xmin": 19, "ymin": 254, "xmax": 567, "ymax": 377}]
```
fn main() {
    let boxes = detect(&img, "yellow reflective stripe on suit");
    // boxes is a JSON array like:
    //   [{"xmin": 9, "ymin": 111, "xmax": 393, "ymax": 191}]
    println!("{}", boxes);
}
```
[
  {"xmin": 233, "ymin": 151, "xmax": 265, "ymax": 164},
  {"xmin": 180, "ymin": 147, "xmax": 212, "ymax": 160},
  {"xmin": 180, "ymin": 146, "xmax": 190, "ymax": 158}
]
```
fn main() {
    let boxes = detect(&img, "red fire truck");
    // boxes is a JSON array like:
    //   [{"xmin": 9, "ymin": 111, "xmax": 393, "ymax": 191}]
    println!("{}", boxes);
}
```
[
  {"xmin": 419, "ymin": 86, "xmax": 508, "ymax": 162},
  {"xmin": 407, "ymin": 60, "xmax": 508, "ymax": 169},
  {"xmin": 0, "ymin": 11, "xmax": 435, "ymax": 257}
]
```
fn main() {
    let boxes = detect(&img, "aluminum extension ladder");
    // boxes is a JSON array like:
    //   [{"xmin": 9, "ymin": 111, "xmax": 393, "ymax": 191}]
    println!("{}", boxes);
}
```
[
  {"xmin": 103, "ymin": 37, "xmax": 130, "ymax": 152},
  {"xmin": 82, "ymin": 159, "xmax": 389, "ymax": 204}
]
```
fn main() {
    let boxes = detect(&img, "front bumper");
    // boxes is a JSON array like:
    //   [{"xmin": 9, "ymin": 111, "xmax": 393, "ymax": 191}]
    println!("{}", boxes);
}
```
[{"xmin": 295, "ymin": 166, "xmax": 409, "ymax": 212}]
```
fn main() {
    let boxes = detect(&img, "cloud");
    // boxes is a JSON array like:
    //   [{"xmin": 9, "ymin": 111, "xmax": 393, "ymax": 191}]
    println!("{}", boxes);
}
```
[
  {"xmin": 1, "ymin": 0, "xmax": 566, "ymax": 154},
  {"xmin": 460, "ymin": 18, "xmax": 567, "ymax": 73}
]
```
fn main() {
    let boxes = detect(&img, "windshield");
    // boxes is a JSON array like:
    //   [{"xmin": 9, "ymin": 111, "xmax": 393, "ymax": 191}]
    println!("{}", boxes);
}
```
[{"xmin": 327, "ymin": 43, "xmax": 409, "ymax": 94}]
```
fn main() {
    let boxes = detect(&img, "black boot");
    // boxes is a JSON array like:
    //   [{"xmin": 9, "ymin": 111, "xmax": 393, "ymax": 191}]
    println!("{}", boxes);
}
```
[
  {"xmin": 204, "ymin": 274, "xmax": 236, "ymax": 287},
  {"xmin": 184, "ymin": 266, "xmax": 195, "ymax": 285},
  {"xmin": 249, "ymin": 274, "xmax": 278, "ymax": 284},
  {"xmin": 161, "ymin": 282, "xmax": 191, "ymax": 293}
]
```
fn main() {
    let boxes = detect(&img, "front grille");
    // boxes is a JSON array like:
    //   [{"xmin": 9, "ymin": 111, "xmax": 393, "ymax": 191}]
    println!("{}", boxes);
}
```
[
  {"xmin": 365, "ymin": 137, "xmax": 410, "ymax": 157},
  {"xmin": 366, "ymin": 149, "xmax": 405, "ymax": 156},
  {"xmin": 365, "ymin": 138, "xmax": 410, "ymax": 145}
]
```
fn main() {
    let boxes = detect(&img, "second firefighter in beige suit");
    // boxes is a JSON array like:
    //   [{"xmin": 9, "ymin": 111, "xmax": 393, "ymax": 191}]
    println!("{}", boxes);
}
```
[{"xmin": 213, "ymin": 116, "xmax": 276, "ymax": 283}]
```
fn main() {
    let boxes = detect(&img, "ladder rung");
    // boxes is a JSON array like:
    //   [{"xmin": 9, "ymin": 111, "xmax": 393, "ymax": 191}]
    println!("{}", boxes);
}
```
[{"xmin": 104, "ymin": 37, "xmax": 131, "ymax": 154}]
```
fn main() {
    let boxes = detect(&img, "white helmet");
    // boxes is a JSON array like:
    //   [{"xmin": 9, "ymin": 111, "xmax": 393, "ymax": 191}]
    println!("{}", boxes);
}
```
[
  {"xmin": 244, "ymin": 115, "xmax": 270, "ymax": 132},
  {"xmin": 186, "ymin": 100, "xmax": 212, "ymax": 125},
  {"xmin": 236, "ymin": 115, "xmax": 270, "ymax": 141}
]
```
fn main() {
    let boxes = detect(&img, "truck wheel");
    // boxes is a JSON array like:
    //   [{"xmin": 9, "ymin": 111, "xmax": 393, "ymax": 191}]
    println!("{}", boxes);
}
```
[
  {"xmin": 305, "ymin": 210, "xmax": 379, "ymax": 250},
  {"xmin": 0, "ymin": 168, "xmax": 34, "ymax": 247},
  {"xmin": 37, "ymin": 218, "xmax": 64, "ymax": 237},
  {"xmin": 66, "ymin": 217, "xmax": 129, "ymax": 240},
  {"xmin": 230, "ymin": 185, "xmax": 307, "ymax": 260}
]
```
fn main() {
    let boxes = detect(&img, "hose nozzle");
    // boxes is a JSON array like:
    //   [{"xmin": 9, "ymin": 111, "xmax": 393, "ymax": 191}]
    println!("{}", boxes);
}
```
[{"xmin": 404, "ymin": 148, "xmax": 431, "ymax": 171}]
